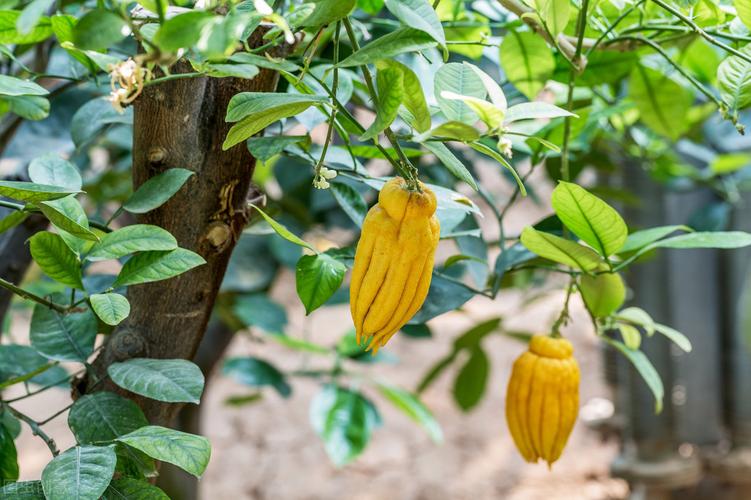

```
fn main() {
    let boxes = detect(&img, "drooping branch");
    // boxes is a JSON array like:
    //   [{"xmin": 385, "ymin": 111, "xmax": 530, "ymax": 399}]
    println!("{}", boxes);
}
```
[{"xmin": 79, "ymin": 28, "xmax": 296, "ymax": 426}]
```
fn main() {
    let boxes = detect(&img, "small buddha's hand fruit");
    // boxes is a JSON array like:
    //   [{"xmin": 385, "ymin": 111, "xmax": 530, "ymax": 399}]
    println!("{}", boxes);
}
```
[
  {"xmin": 506, "ymin": 335, "xmax": 580, "ymax": 467},
  {"xmin": 349, "ymin": 177, "xmax": 440, "ymax": 353}
]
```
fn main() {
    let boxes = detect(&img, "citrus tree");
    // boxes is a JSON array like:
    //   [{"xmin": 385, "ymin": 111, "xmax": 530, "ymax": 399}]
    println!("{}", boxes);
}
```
[{"xmin": 1, "ymin": 0, "xmax": 751, "ymax": 497}]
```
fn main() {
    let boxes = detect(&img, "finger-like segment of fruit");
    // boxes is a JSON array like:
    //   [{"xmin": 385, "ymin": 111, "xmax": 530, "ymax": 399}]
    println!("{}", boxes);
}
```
[
  {"xmin": 349, "ymin": 177, "xmax": 440, "ymax": 351},
  {"xmin": 505, "ymin": 335, "xmax": 580, "ymax": 467}
]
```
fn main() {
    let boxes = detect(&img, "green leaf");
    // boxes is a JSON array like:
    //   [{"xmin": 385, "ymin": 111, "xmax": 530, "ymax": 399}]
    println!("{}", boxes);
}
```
[
  {"xmin": 434, "ymin": 62, "xmax": 485, "ymax": 124},
  {"xmin": 0, "ymin": 180, "xmax": 78, "ymax": 203},
  {"xmin": 615, "ymin": 307, "xmax": 655, "ymax": 335},
  {"xmin": 417, "ymin": 120, "xmax": 481, "ymax": 142},
  {"xmin": 0, "ymin": 481, "xmax": 45, "ymax": 499},
  {"xmin": 223, "ymin": 94, "xmax": 325, "ymax": 149},
  {"xmin": 71, "ymin": 97, "xmax": 133, "ymax": 147},
  {"xmin": 360, "ymin": 66, "xmax": 404, "ymax": 141},
  {"xmin": 618, "ymin": 324, "xmax": 642, "ymax": 350},
  {"xmin": 0, "ymin": 344, "xmax": 67, "ymax": 388},
  {"xmin": 310, "ymin": 384, "xmax": 381, "ymax": 466},
  {"xmin": 619, "ymin": 225, "xmax": 690, "ymax": 253},
  {"xmin": 250, "ymin": 204, "xmax": 316, "ymax": 252},
  {"xmin": 247, "ymin": 135, "xmax": 309, "ymax": 162},
  {"xmin": 626, "ymin": 231, "xmax": 751, "ymax": 263},
  {"xmin": 330, "ymin": 182, "xmax": 368, "ymax": 226},
  {"xmin": 153, "ymin": 11, "xmax": 213, "ymax": 51},
  {"xmin": 68, "ymin": 392, "xmax": 149, "ymax": 444},
  {"xmin": 28, "ymin": 154, "xmax": 82, "ymax": 191},
  {"xmin": 504, "ymin": 102, "xmax": 574, "ymax": 123},
  {"xmin": 41, "ymin": 445, "xmax": 117, "ymax": 500},
  {"xmin": 233, "ymin": 294, "xmax": 287, "ymax": 333},
  {"xmin": 520, "ymin": 227, "xmax": 603, "ymax": 271},
  {"xmin": 384, "ymin": 0, "xmax": 445, "ymax": 48},
  {"xmin": 552, "ymin": 181, "xmax": 628, "ymax": 257},
  {"xmin": 30, "ymin": 303, "xmax": 97, "ymax": 362},
  {"xmin": 440, "ymin": 91, "xmax": 503, "ymax": 129},
  {"xmin": 38, "ymin": 195, "xmax": 99, "ymax": 241},
  {"xmin": 0, "ymin": 74, "xmax": 48, "ymax": 96},
  {"xmin": 469, "ymin": 141, "xmax": 526, "ymax": 195},
  {"xmin": 711, "ymin": 153, "xmax": 751, "ymax": 174},
  {"xmin": 653, "ymin": 323, "xmax": 692, "ymax": 352},
  {"xmin": 108, "ymin": 358, "xmax": 204, "ymax": 404},
  {"xmin": 0, "ymin": 424, "xmax": 18, "ymax": 482},
  {"xmin": 376, "ymin": 60, "xmax": 431, "ymax": 132},
  {"xmin": 0, "ymin": 210, "xmax": 27, "ymax": 233},
  {"xmin": 718, "ymin": 44, "xmax": 751, "ymax": 114},
  {"xmin": 629, "ymin": 65, "xmax": 693, "ymax": 140},
  {"xmin": 266, "ymin": 334, "xmax": 330, "ymax": 354},
  {"xmin": 500, "ymin": 31, "xmax": 554, "ymax": 99},
  {"xmin": 102, "ymin": 478, "xmax": 169, "ymax": 500},
  {"xmin": 452, "ymin": 345, "xmax": 489, "ymax": 411},
  {"xmin": 579, "ymin": 272, "xmax": 626, "ymax": 317},
  {"xmin": 113, "ymin": 248, "xmax": 206, "ymax": 287},
  {"xmin": 223, "ymin": 357, "xmax": 291, "ymax": 397},
  {"xmin": 72, "ymin": 10, "xmax": 129, "ymax": 50},
  {"xmin": 116, "ymin": 426, "xmax": 211, "ymax": 478},
  {"xmin": 423, "ymin": 141, "xmax": 478, "ymax": 190},
  {"xmin": 88, "ymin": 225, "xmax": 177, "ymax": 261},
  {"xmin": 90, "ymin": 293, "xmax": 130, "ymax": 326},
  {"xmin": 337, "ymin": 28, "xmax": 437, "ymax": 67},
  {"xmin": 377, "ymin": 383, "xmax": 442, "ymax": 442},
  {"xmin": 301, "ymin": 0, "xmax": 355, "ymax": 26},
  {"xmin": 358, "ymin": 0, "xmax": 384, "ymax": 14},
  {"xmin": 0, "ymin": 10, "xmax": 52, "ymax": 44},
  {"xmin": 453, "ymin": 317, "xmax": 502, "ymax": 350},
  {"xmin": 196, "ymin": 12, "xmax": 253, "ymax": 61},
  {"xmin": 17, "ymin": 0, "xmax": 54, "ymax": 35},
  {"xmin": 603, "ymin": 337, "xmax": 663, "ymax": 413},
  {"xmin": 735, "ymin": 0, "xmax": 751, "ymax": 31},
  {"xmin": 537, "ymin": 0, "xmax": 569, "ymax": 35},
  {"xmin": 3, "ymin": 94, "xmax": 49, "ymax": 120},
  {"xmin": 123, "ymin": 168, "xmax": 194, "ymax": 214},
  {"xmin": 29, "ymin": 232, "xmax": 83, "ymax": 288},
  {"xmin": 295, "ymin": 253, "xmax": 346, "ymax": 315}
]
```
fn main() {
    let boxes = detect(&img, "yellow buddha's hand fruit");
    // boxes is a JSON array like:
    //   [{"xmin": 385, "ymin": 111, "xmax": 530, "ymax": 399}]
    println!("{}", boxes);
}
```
[
  {"xmin": 349, "ymin": 177, "xmax": 440, "ymax": 353},
  {"xmin": 506, "ymin": 335, "xmax": 580, "ymax": 467}
]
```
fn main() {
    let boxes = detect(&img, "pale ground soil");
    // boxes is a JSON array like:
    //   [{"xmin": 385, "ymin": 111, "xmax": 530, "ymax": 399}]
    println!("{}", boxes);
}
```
[{"xmin": 10, "ymin": 163, "xmax": 629, "ymax": 499}]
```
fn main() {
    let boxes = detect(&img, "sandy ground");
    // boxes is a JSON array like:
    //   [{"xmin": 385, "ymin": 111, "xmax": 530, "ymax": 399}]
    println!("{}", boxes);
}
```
[{"xmin": 10, "ymin": 164, "xmax": 629, "ymax": 499}]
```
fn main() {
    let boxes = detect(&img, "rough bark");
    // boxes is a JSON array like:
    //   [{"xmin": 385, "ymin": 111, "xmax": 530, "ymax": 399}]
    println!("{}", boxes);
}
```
[{"xmin": 79, "ymin": 29, "xmax": 290, "ymax": 426}]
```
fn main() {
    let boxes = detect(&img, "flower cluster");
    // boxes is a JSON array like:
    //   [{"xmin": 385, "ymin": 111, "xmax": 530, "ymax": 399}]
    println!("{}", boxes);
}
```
[
  {"xmin": 312, "ymin": 166, "xmax": 337, "ymax": 189},
  {"xmin": 107, "ymin": 58, "xmax": 150, "ymax": 114}
]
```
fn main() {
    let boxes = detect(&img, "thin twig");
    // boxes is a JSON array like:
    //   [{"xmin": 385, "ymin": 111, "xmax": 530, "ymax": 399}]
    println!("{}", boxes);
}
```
[{"xmin": 4, "ymin": 404, "xmax": 59, "ymax": 456}]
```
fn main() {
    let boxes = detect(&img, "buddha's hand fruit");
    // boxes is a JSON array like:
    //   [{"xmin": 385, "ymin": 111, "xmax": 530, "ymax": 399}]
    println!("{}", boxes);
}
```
[
  {"xmin": 349, "ymin": 177, "xmax": 440, "ymax": 353},
  {"xmin": 506, "ymin": 335, "xmax": 580, "ymax": 467}
]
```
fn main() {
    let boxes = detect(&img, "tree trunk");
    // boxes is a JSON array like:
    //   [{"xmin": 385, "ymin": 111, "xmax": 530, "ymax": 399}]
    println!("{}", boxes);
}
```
[{"xmin": 78, "ymin": 28, "xmax": 291, "ymax": 427}]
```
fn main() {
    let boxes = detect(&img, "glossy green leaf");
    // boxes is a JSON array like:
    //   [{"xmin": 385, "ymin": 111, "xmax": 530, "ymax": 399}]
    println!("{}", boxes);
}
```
[
  {"xmin": 41, "ymin": 445, "xmax": 117, "ymax": 500},
  {"xmin": 0, "ymin": 211, "xmax": 28, "ymax": 234},
  {"xmin": 123, "ymin": 168, "xmax": 194, "ymax": 214},
  {"xmin": 0, "ymin": 180, "xmax": 77, "ymax": 203},
  {"xmin": 0, "ymin": 481, "xmax": 45, "ymax": 499},
  {"xmin": 537, "ymin": 0, "xmax": 569, "ymax": 35},
  {"xmin": 17, "ymin": 0, "xmax": 54, "ymax": 35},
  {"xmin": 377, "ymin": 383, "xmax": 443, "ymax": 442},
  {"xmin": 653, "ymin": 323, "xmax": 692, "ymax": 352},
  {"xmin": 337, "ymin": 28, "xmax": 437, "ymax": 67},
  {"xmin": 102, "ymin": 478, "xmax": 169, "ymax": 500},
  {"xmin": 90, "ymin": 293, "xmax": 130, "ymax": 326},
  {"xmin": 250, "ymin": 204, "xmax": 317, "ymax": 252},
  {"xmin": 360, "ymin": 66, "xmax": 404, "ymax": 141},
  {"xmin": 302, "ymin": 0, "xmax": 355, "ymax": 26},
  {"xmin": 107, "ymin": 358, "xmax": 204, "ymax": 404},
  {"xmin": 603, "ymin": 337, "xmax": 663, "ymax": 413},
  {"xmin": 423, "ymin": 141, "xmax": 477, "ymax": 190},
  {"xmin": 0, "ymin": 10, "xmax": 52, "ymax": 44},
  {"xmin": 0, "ymin": 344, "xmax": 68, "ymax": 388},
  {"xmin": 735, "ymin": 0, "xmax": 751, "ymax": 30},
  {"xmin": 295, "ymin": 253, "xmax": 347, "ymax": 314},
  {"xmin": 0, "ymin": 424, "xmax": 18, "ymax": 482},
  {"xmin": 619, "ymin": 225, "xmax": 690, "ymax": 253},
  {"xmin": 2, "ymin": 94, "xmax": 49, "ymax": 120},
  {"xmin": 504, "ymin": 102, "xmax": 574, "ymax": 123},
  {"xmin": 116, "ymin": 426, "xmax": 210, "ymax": 477},
  {"xmin": 434, "ymin": 62, "xmax": 485, "ymax": 124},
  {"xmin": 718, "ymin": 44, "xmax": 751, "ymax": 114},
  {"xmin": 630, "ymin": 65, "xmax": 692, "ymax": 140},
  {"xmin": 38, "ymin": 196, "xmax": 98, "ymax": 241},
  {"xmin": 310, "ymin": 384, "xmax": 381, "ymax": 466},
  {"xmin": 72, "ymin": 10, "xmax": 129, "ymax": 50},
  {"xmin": 0, "ymin": 74, "xmax": 48, "ymax": 96},
  {"xmin": 552, "ymin": 181, "xmax": 628, "ymax": 256},
  {"xmin": 29, "ymin": 232, "xmax": 83, "ymax": 288},
  {"xmin": 30, "ymin": 302, "xmax": 98, "ymax": 362},
  {"xmin": 154, "ymin": 12, "xmax": 214, "ymax": 51},
  {"xmin": 500, "ymin": 31, "xmax": 554, "ymax": 99},
  {"xmin": 330, "ymin": 182, "xmax": 368, "ymax": 226},
  {"xmin": 71, "ymin": 97, "xmax": 133, "ymax": 147},
  {"xmin": 376, "ymin": 59, "xmax": 431, "ymax": 132},
  {"xmin": 453, "ymin": 345, "xmax": 489, "ymax": 411},
  {"xmin": 627, "ymin": 231, "xmax": 751, "ymax": 262},
  {"xmin": 28, "ymin": 154, "xmax": 82, "ymax": 191},
  {"xmin": 88, "ymin": 225, "xmax": 177, "ymax": 261},
  {"xmin": 246, "ymin": 135, "xmax": 309, "ymax": 161},
  {"xmin": 223, "ymin": 356, "xmax": 291, "ymax": 397},
  {"xmin": 579, "ymin": 272, "xmax": 626, "ymax": 317},
  {"xmin": 417, "ymin": 120, "xmax": 481, "ymax": 142},
  {"xmin": 112, "ymin": 248, "xmax": 206, "ymax": 287},
  {"xmin": 385, "ymin": 0, "xmax": 445, "ymax": 48},
  {"xmin": 68, "ymin": 392, "xmax": 149, "ymax": 444},
  {"xmin": 520, "ymin": 227, "xmax": 602, "ymax": 271},
  {"xmin": 233, "ymin": 293, "xmax": 288, "ymax": 333}
]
